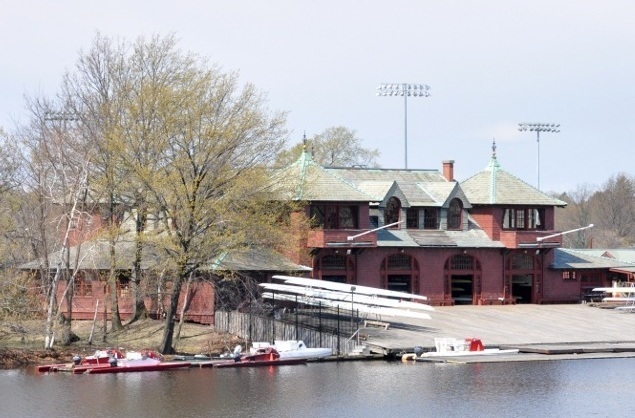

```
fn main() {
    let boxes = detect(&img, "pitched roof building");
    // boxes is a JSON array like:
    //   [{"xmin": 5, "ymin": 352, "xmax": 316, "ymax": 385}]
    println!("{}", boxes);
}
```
[{"xmin": 273, "ymin": 142, "xmax": 625, "ymax": 305}]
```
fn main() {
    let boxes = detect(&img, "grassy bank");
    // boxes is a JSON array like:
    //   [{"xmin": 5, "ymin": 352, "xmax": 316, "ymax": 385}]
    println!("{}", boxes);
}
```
[{"xmin": 0, "ymin": 318, "xmax": 244, "ymax": 368}]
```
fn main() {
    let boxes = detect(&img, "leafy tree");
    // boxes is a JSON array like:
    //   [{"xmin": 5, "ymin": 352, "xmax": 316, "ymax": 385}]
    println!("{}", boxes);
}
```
[
  {"xmin": 275, "ymin": 126, "xmax": 380, "ymax": 168},
  {"xmin": 73, "ymin": 34, "xmax": 291, "ymax": 353}
]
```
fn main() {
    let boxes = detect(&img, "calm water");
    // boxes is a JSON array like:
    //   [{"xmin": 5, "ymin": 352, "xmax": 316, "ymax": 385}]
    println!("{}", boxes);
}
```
[{"xmin": 2, "ymin": 358, "xmax": 634, "ymax": 418}]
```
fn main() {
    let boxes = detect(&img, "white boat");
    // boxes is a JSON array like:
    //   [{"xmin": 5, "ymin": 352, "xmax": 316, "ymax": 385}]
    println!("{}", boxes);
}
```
[
  {"xmin": 272, "ymin": 275, "xmax": 429, "ymax": 302},
  {"xmin": 592, "ymin": 286, "xmax": 635, "ymax": 294},
  {"xmin": 404, "ymin": 338, "xmax": 519, "ymax": 360},
  {"xmin": 251, "ymin": 341, "xmax": 332, "ymax": 359}
]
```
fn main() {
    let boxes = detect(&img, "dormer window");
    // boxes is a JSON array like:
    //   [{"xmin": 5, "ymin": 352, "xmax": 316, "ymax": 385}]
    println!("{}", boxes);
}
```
[
  {"xmin": 447, "ymin": 198, "xmax": 462, "ymax": 230},
  {"xmin": 423, "ymin": 208, "xmax": 439, "ymax": 229},
  {"xmin": 384, "ymin": 197, "xmax": 401, "ymax": 228},
  {"xmin": 406, "ymin": 208, "xmax": 419, "ymax": 228}
]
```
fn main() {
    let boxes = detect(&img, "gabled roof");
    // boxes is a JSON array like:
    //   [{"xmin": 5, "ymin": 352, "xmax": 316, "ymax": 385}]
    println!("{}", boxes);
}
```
[
  {"xmin": 461, "ymin": 145, "xmax": 566, "ymax": 207},
  {"xmin": 551, "ymin": 248, "xmax": 635, "ymax": 270},
  {"xmin": 19, "ymin": 239, "xmax": 311, "ymax": 273},
  {"xmin": 18, "ymin": 239, "xmax": 161, "ymax": 270},
  {"xmin": 209, "ymin": 247, "xmax": 312, "ymax": 272},
  {"xmin": 394, "ymin": 182, "xmax": 438, "ymax": 206},
  {"xmin": 271, "ymin": 150, "xmax": 375, "ymax": 202},
  {"xmin": 327, "ymin": 166, "xmax": 446, "ymax": 183},
  {"xmin": 325, "ymin": 165, "xmax": 459, "ymax": 208}
]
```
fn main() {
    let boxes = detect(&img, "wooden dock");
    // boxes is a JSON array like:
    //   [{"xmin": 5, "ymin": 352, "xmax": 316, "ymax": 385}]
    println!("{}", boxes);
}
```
[{"xmin": 357, "ymin": 304, "xmax": 635, "ymax": 360}]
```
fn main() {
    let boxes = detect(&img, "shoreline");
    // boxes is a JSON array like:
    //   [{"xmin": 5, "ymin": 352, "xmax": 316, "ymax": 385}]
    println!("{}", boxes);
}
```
[{"xmin": 5, "ymin": 304, "xmax": 635, "ymax": 368}]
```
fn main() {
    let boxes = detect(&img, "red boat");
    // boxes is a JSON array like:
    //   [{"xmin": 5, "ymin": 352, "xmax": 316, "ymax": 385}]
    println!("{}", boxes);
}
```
[
  {"xmin": 78, "ymin": 350, "xmax": 190, "ymax": 374},
  {"xmin": 37, "ymin": 349, "xmax": 125, "ymax": 373},
  {"xmin": 39, "ymin": 349, "xmax": 190, "ymax": 374},
  {"xmin": 204, "ymin": 346, "xmax": 307, "ymax": 368},
  {"xmin": 82, "ymin": 361, "xmax": 191, "ymax": 374}
]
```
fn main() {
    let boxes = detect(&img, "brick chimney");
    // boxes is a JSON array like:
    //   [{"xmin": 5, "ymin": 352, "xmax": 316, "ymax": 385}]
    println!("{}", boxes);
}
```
[{"xmin": 442, "ymin": 160, "xmax": 455, "ymax": 182}]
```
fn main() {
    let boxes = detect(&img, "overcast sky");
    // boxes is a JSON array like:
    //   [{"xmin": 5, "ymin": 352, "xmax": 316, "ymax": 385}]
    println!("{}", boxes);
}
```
[{"xmin": 2, "ymin": 1, "xmax": 634, "ymax": 193}]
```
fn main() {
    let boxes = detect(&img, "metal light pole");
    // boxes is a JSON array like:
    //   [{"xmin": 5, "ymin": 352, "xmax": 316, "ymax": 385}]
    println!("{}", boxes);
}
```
[
  {"xmin": 518, "ymin": 122, "xmax": 560, "ymax": 190},
  {"xmin": 377, "ymin": 83, "xmax": 430, "ymax": 169}
]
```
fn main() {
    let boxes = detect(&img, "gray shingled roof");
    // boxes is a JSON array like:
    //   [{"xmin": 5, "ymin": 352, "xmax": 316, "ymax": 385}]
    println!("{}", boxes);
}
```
[
  {"xmin": 19, "ymin": 240, "xmax": 311, "ymax": 273},
  {"xmin": 209, "ymin": 247, "xmax": 312, "ymax": 272},
  {"xmin": 18, "ymin": 239, "xmax": 160, "ymax": 270},
  {"xmin": 376, "ymin": 218, "xmax": 504, "ymax": 248},
  {"xmin": 395, "ymin": 182, "xmax": 440, "ymax": 206},
  {"xmin": 461, "ymin": 155, "xmax": 566, "ymax": 206},
  {"xmin": 321, "ymin": 164, "xmax": 454, "ymax": 206},
  {"xmin": 326, "ymin": 167, "xmax": 446, "ymax": 183},
  {"xmin": 271, "ymin": 151, "xmax": 375, "ymax": 202},
  {"xmin": 551, "ymin": 248, "xmax": 635, "ymax": 270}
]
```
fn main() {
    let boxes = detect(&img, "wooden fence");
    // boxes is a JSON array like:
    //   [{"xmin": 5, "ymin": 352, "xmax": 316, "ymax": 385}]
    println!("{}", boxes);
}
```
[{"xmin": 213, "ymin": 310, "xmax": 359, "ymax": 355}]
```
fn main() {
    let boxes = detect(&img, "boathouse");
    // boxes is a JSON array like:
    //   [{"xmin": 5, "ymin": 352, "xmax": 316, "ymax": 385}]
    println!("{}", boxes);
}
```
[
  {"xmin": 19, "ymin": 142, "xmax": 635, "ymax": 324},
  {"xmin": 272, "ymin": 143, "xmax": 630, "ymax": 305}
]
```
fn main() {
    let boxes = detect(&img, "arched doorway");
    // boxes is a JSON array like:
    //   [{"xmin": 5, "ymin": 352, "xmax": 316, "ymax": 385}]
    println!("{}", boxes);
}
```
[
  {"xmin": 506, "ymin": 252, "xmax": 541, "ymax": 304},
  {"xmin": 314, "ymin": 253, "xmax": 356, "ymax": 284},
  {"xmin": 444, "ymin": 254, "xmax": 482, "ymax": 305},
  {"xmin": 380, "ymin": 253, "xmax": 419, "ymax": 295}
]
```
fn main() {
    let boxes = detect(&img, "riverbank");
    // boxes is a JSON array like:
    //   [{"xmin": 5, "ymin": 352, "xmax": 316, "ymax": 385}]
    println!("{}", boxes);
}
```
[
  {"xmin": 4, "ymin": 303, "xmax": 635, "ymax": 368},
  {"xmin": 0, "ymin": 318, "xmax": 243, "ymax": 368}
]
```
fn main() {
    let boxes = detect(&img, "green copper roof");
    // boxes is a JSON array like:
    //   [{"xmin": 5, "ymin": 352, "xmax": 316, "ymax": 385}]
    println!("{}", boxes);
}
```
[{"xmin": 461, "ymin": 142, "xmax": 566, "ymax": 207}]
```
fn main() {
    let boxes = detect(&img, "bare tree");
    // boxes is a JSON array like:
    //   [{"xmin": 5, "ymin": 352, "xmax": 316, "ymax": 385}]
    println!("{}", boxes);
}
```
[
  {"xmin": 590, "ymin": 173, "xmax": 635, "ymax": 247},
  {"xmin": 14, "ymin": 97, "xmax": 94, "ymax": 348},
  {"xmin": 555, "ymin": 184, "xmax": 596, "ymax": 248}
]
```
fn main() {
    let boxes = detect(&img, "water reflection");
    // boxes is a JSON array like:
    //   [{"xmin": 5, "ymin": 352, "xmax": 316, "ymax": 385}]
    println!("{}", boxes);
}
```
[{"xmin": 2, "ymin": 359, "xmax": 635, "ymax": 417}]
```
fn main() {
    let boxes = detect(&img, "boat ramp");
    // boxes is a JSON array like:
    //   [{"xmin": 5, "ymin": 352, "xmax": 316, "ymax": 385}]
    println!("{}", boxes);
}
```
[{"xmin": 354, "ymin": 304, "xmax": 635, "ymax": 363}]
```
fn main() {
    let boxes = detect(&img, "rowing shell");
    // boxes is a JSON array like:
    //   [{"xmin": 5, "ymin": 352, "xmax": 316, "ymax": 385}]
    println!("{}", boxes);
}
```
[
  {"xmin": 260, "ymin": 283, "xmax": 434, "ymax": 312},
  {"xmin": 261, "ymin": 292, "xmax": 431, "ymax": 320},
  {"xmin": 272, "ymin": 275, "xmax": 428, "ymax": 302}
]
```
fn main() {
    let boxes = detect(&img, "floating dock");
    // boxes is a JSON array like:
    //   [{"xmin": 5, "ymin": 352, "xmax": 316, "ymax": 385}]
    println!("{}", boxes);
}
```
[{"xmin": 355, "ymin": 304, "xmax": 635, "ymax": 362}]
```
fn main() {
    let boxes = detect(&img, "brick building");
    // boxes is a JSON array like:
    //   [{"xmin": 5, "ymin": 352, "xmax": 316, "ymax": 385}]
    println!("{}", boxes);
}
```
[{"xmin": 273, "ymin": 143, "xmax": 626, "ymax": 305}]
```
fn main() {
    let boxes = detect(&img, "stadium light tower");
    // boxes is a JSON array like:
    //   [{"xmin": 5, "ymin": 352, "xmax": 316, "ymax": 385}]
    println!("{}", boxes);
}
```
[
  {"xmin": 377, "ymin": 83, "xmax": 430, "ymax": 169},
  {"xmin": 518, "ymin": 122, "xmax": 560, "ymax": 190}
]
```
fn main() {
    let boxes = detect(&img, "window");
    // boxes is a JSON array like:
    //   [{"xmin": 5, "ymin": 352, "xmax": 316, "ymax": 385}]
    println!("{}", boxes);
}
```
[
  {"xmin": 562, "ymin": 271, "xmax": 577, "ymax": 281},
  {"xmin": 423, "ymin": 208, "xmax": 438, "ymax": 229},
  {"xmin": 321, "ymin": 255, "xmax": 347, "ymax": 270},
  {"xmin": 511, "ymin": 253, "xmax": 534, "ymax": 270},
  {"xmin": 502, "ymin": 208, "xmax": 545, "ymax": 230},
  {"xmin": 384, "ymin": 197, "xmax": 401, "ymax": 227},
  {"xmin": 317, "ymin": 254, "xmax": 355, "ymax": 284},
  {"xmin": 387, "ymin": 254, "xmax": 412, "ymax": 270},
  {"xmin": 118, "ymin": 276, "xmax": 130, "ymax": 297},
  {"xmin": 406, "ymin": 208, "xmax": 419, "ymax": 229},
  {"xmin": 451, "ymin": 254, "xmax": 474, "ymax": 270},
  {"xmin": 310, "ymin": 204, "xmax": 359, "ymax": 229},
  {"xmin": 447, "ymin": 199, "xmax": 462, "ymax": 230},
  {"xmin": 339, "ymin": 206, "xmax": 358, "ymax": 229},
  {"xmin": 73, "ymin": 273, "xmax": 92, "ymax": 297}
]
